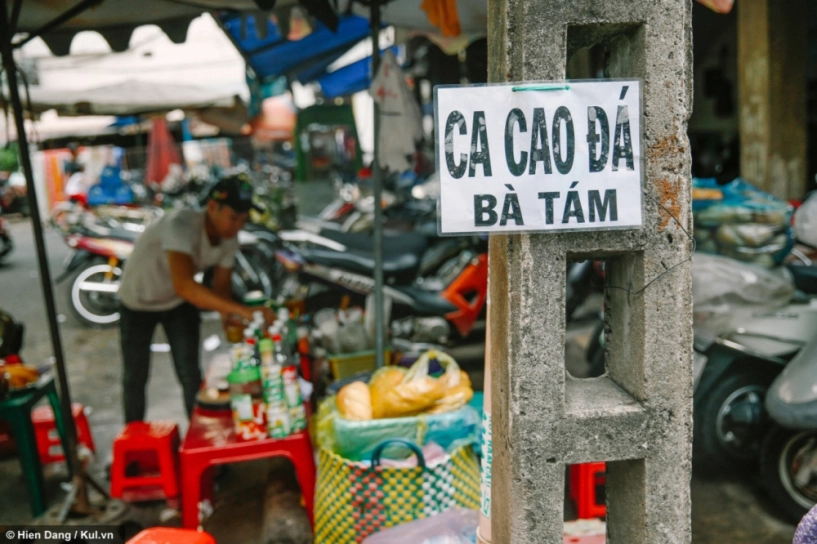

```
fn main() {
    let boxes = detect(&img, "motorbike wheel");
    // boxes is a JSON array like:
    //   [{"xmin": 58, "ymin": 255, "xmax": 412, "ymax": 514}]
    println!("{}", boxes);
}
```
[
  {"xmin": 760, "ymin": 426, "xmax": 817, "ymax": 523},
  {"xmin": 693, "ymin": 369, "xmax": 773, "ymax": 473},
  {"xmin": 232, "ymin": 248, "xmax": 274, "ymax": 302},
  {"xmin": 68, "ymin": 260, "xmax": 123, "ymax": 327}
]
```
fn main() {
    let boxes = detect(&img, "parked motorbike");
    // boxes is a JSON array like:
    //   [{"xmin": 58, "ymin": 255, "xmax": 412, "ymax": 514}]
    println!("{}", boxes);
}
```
[
  {"xmin": 274, "ymin": 228, "xmax": 488, "ymax": 344},
  {"xmin": 760, "ymin": 329, "xmax": 817, "ymax": 522},
  {"xmin": 586, "ymin": 266, "xmax": 816, "ymax": 473},
  {"xmin": 0, "ymin": 171, "xmax": 29, "ymax": 216},
  {"xmin": 57, "ymin": 226, "xmax": 134, "ymax": 326},
  {"xmin": 54, "ymin": 209, "xmax": 276, "ymax": 327},
  {"xmin": 691, "ymin": 304, "xmax": 816, "ymax": 472}
]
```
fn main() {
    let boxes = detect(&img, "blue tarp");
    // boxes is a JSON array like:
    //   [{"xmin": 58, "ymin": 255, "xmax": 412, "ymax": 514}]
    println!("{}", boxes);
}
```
[
  {"xmin": 221, "ymin": 13, "xmax": 371, "ymax": 81},
  {"xmin": 317, "ymin": 47, "xmax": 399, "ymax": 99},
  {"xmin": 109, "ymin": 116, "xmax": 139, "ymax": 127},
  {"xmin": 317, "ymin": 54, "xmax": 371, "ymax": 98}
]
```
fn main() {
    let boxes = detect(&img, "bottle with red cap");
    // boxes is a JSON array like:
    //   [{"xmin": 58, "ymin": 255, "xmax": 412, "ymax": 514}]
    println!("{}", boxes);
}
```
[{"xmin": 274, "ymin": 334, "xmax": 306, "ymax": 432}]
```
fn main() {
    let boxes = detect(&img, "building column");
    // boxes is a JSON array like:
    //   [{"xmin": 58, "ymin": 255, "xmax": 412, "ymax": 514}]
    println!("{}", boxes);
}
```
[
  {"xmin": 738, "ymin": 0, "xmax": 808, "ymax": 200},
  {"xmin": 487, "ymin": 0, "xmax": 694, "ymax": 542}
]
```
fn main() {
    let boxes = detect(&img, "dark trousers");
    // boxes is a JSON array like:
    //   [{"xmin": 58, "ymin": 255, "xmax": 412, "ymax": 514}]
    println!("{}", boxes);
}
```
[{"xmin": 120, "ymin": 302, "xmax": 201, "ymax": 423}]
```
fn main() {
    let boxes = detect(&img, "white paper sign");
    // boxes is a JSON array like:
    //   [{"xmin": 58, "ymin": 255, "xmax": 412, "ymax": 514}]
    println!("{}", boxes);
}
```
[{"xmin": 434, "ymin": 80, "xmax": 643, "ymax": 235}]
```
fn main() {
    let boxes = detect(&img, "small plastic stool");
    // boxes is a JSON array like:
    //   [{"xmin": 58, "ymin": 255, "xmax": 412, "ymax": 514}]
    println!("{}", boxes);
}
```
[
  {"xmin": 569, "ymin": 462, "xmax": 607, "ymax": 519},
  {"xmin": 111, "ymin": 421, "xmax": 180, "ymax": 501},
  {"xmin": 126, "ymin": 528, "xmax": 216, "ymax": 544},
  {"xmin": 32, "ymin": 403, "xmax": 95, "ymax": 464}
]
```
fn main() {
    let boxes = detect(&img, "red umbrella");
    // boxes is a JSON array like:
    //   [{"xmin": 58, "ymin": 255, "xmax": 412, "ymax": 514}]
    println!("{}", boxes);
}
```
[{"xmin": 145, "ymin": 117, "xmax": 182, "ymax": 188}]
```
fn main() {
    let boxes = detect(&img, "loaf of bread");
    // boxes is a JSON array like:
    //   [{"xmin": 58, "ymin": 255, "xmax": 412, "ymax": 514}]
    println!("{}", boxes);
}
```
[{"xmin": 337, "ymin": 381, "xmax": 373, "ymax": 421}]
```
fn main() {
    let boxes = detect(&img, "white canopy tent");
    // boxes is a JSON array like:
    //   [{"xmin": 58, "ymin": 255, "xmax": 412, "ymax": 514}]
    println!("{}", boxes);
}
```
[{"xmin": 26, "ymin": 79, "xmax": 239, "ymax": 116}]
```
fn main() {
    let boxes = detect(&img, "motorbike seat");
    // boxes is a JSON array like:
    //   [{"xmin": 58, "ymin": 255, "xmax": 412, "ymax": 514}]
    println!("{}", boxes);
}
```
[
  {"xmin": 393, "ymin": 286, "xmax": 458, "ymax": 315},
  {"xmin": 77, "ymin": 225, "xmax": 139, "ymax": 243},
  {"xmin": 787, "ymin": 263, "xmax": 817, "ymax": 295},
  {"xmin": 300, "ymin": 233, "xmax": 428, "ymax": 282},
  {"xmin": 318, "ymin": 230, "xmax": 428, "ymax": 256}
]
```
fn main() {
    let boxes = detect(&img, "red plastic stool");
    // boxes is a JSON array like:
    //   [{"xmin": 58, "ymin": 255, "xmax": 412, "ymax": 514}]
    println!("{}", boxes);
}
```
[
  {"xmin": 569, "ymin": 462, "xmax": 606, "ymax": 519},
  {"xmin": 111, "ymin": 421, "xmax": 180, "ymax": 502},
  {"xmin": 126, "ymin": 528, "xmax": 216, "ymax": 544},
  {"xmin": 31, "ymin": 403, "xmax": 95, "ymax": 464}
]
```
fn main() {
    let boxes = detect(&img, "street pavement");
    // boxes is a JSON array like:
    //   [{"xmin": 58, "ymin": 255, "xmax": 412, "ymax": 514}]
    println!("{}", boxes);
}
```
[{"xmin": 0, "ymin": 216, "xmax": 797, "ymax": 542}]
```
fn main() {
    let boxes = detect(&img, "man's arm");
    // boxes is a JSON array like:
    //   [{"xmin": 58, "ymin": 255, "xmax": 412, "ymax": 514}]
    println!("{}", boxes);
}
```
[
  {"xmin": 212, "ymin": 265, "xmax": 246, "ymax": 331},
  {"xmin": 212, "ymin": 266, "xmax": 233, "ymax": 301},
  {"xmin": 167, "ymin": 251, "xmax": 254, "ymax": 320}
]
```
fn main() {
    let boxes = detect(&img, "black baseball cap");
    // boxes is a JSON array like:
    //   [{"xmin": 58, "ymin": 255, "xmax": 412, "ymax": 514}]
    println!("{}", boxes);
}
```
[{"xmin": 208, "ymin": 175, "xmax": 261, "ymax": 213}]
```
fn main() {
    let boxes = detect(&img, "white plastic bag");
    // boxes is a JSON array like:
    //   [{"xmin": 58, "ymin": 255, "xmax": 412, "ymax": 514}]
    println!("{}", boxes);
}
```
[
  {"xmin": 692, "ymin": 253, "xmax": 794, "ymax": 322},
  {"xmin": 795, "ymin": 193, "xmax": 817, "ymax": 248},
  {"xmin": 361, "ymin": 508, "xmax": 478, "ymax": 544}
]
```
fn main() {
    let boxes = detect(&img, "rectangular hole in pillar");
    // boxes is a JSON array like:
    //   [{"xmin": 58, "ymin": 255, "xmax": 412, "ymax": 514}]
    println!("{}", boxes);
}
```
[
  {"xmin": 564, "ymin": 460, "xmax": 608, "ymax": 536},
  {"xmin": 567, "ymin": 23, "xmax": 645, "ymax": 80},
  {"xmin": 604, "ymin": 252, "xmax": 646, "ymax": 399},
  {"xmin": 566, "ymin": 42, "xmax": 607, "ymax": 80},
  {"xmin": 565, "ymin": 258, "xmax": 607, "ymax": 379},
  {"xmin": 565, "ymin": 458, "xmax": 647, "ymax": 541}
]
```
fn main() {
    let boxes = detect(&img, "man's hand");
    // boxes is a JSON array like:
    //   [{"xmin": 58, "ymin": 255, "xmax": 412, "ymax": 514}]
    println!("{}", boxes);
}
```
[
  {"xmin": 259, "ymin": 306, "xmax": 275, "ymax": 327},
  {"xmin": 221, "ymin": 313, "xmax": 246, "ymax": 343},
  {"xmin": 235, "ymin": 305, "xmax": 275, "ymax": 326},
  {"xmin": 221, "ymin": 312, "xmax": 245, "ymax": 331}
]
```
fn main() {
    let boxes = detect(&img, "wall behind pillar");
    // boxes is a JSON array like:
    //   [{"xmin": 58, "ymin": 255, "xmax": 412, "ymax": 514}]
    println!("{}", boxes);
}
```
[{"xmin": 738, "ymin": 0, "xmax": 808, "ymax": 200}]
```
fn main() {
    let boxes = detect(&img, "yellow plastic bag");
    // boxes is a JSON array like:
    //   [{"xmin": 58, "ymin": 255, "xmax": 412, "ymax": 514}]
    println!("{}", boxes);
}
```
[
  {"xmin": 428, "ymin": 369, "xmax": 473, "ymax": 414},
  {"xmin": 369, "ymin": 350, "xmax": 472, "ymax": 418},
  {"xmin": 336, "ymin": 381, "xmax": 373, "ymax": 420}
]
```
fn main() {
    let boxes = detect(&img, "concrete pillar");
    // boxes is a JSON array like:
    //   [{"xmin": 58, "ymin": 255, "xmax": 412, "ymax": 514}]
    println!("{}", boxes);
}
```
[
  {"xmin": 737, "ymin": 0, "xmax": 808, "ymax": 200},
  {"xmin": 487, "ymin": 1, "xmax": 694, "ymax": 543}
]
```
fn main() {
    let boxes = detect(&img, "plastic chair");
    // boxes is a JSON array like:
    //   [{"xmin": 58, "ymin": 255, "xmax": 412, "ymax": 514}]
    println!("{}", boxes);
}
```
[
  {"xmin": 32, "ymin": 403, "xmax": 95, "ymax": 464},
  {"xmin": 110, "ymin": 421, "xmax": 180, "ymax": 501},
  {"xmin": 0, "ymin": 376, "xmax": 70, "ymax": 516},
  {"xmin": 127, "ymin": 527, "xmax": 216, "ymax": 544},
  {"xmin": 569, "ymin": 462, "xmax": 607, "ymax": 519}
]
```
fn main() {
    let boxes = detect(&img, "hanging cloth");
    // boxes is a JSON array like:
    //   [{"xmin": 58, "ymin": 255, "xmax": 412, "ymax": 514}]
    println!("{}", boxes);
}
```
[
  {"xmin": 369, "ymin": 51, "xmax": 423, "ymax": 173},
  {"xmin": 145, "ymin": 118, "xmax": 182, "ymax": 188}
]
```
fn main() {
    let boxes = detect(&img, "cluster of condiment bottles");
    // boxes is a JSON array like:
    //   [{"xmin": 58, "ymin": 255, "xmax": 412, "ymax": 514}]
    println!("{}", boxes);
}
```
[{"xmin": 227, "ymin": 308, "xmax": 307, "ymax": 441}]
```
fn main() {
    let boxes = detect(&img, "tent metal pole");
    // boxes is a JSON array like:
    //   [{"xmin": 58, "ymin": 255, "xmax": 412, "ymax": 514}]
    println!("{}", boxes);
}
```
[
  {"xmin": 9, "ymin": 0, "xmax": 21, "ymax": 32},
  {"xmin": 370, "ymin": 0, "xmax": 385, "ymax": 368},
  {"xmin": 0, "ymin": 0, "xmax": 91, "ymax": 514}
]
